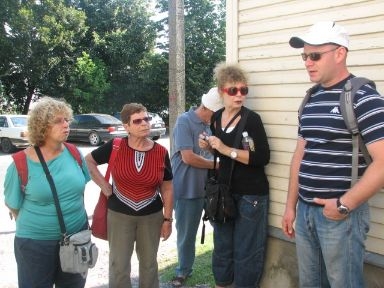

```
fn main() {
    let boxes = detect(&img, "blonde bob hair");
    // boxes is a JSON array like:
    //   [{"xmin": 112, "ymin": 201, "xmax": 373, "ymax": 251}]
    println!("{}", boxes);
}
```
[{"xmin": 28, "ymin": 97, "xmax": 73, "ymax": 146}]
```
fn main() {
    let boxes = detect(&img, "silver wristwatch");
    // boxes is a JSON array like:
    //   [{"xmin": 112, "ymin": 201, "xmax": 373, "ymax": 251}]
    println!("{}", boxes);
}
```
[
  {"xmin": 230, "ymin": 150, "xmax": 238, "ymax": 159},
  {"xmin": 336, "ymin": 198, "xmax": 350, "ymax": 215}
]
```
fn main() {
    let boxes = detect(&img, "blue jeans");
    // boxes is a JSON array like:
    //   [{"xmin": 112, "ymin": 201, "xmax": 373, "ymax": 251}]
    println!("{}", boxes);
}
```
[
  {"xmin": 14, "ymin": 237, "xmax": 86, "ymax": 288},
  {"xmin": 212, "ymin": 194, "xmax": 269, "ymax": 288},
  {"xmin": 295, "ymin": 200, "xmax": 370, "ymax": 288},
  {"xmin": 174, "ymin": 198, "xmax": 205, "ymax": 277}
]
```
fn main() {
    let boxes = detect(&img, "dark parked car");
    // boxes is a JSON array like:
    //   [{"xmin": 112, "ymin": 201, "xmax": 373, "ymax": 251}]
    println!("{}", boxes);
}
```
[
  {"xmin": 68, "ymin": 113, "xmax": 127, "ymax": 146},
  {"xmin": 0, "ymin": 114, "xmax": 29, "ymax": 153},
  {"xmin": 113, "ymin": 111, "xmax": 166, "ymax": 141}
]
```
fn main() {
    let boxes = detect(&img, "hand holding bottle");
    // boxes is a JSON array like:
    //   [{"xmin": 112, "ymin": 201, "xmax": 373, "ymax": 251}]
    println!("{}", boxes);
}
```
[{"xmin": 242, "ymin": 131, "xmax": 255, "ymax": 151}]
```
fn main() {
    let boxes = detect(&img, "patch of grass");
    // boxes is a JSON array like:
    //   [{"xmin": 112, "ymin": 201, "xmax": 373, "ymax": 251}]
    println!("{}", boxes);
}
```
[{"xmin": 159, "ymin": 232, "xmax": 215, "ymax": 287}]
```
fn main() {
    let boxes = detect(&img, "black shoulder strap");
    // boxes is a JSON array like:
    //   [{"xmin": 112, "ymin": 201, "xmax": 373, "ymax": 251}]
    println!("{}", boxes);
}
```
[
  {"xmin": 35, "ymin": 146, "xmax": 67, "ymax": 238},
  {"xmin": 210, "ymin": 107, "xmax": 225, "ymax": 135},
  {"xmin": 13, "ymin": 143, "xmax": 85, "ymax": 194},
  {"xmin": 339, "ymin": 77, "xmax": 375, "ymax": 185},
  {"xmin": 211, "ymin": 108, "xmax": 249, "ymax": 182}
]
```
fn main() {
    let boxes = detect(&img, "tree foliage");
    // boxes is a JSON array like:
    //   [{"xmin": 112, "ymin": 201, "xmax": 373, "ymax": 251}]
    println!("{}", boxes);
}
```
[
  {"xmin": 69, "ymin": 52, "xmax": 110, "ymax": 113},
  {"xmin": 75, "ymin": 0, "xmax": 160, "ymax": 114},
  {"xmin": 0, "ymin": 0, "xmax": 225, "ymax": 116},
  {"xmin": 1, "ymin": 0, "xmax": 88, "ymax": 114},
  {"xmin": 156, "ymin": 0, "xmax": 225, "ymax": 108}
]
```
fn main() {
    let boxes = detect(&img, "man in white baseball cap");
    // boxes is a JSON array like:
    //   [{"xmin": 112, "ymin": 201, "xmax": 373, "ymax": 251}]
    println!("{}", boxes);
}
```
[
  {"xmin": 282, "ymin": 20, "xmax": 384, "ymax": 288},
  {"xmin": 289, "ymin": 20, "xmax": 349, "ymax": 49},
  {"xmin": 201, "ymin": 87, "xmax": 224, "ymax": 112},
  {"xmin": 170, "ymin": 87, "xmax": 222, "ymax": 286}
]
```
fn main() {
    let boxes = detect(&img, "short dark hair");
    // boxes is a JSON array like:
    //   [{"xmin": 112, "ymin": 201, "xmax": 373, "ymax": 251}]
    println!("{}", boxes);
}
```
[{"xmin": 120, "ymin": 103, "xmax": 147, "ymax": 124}]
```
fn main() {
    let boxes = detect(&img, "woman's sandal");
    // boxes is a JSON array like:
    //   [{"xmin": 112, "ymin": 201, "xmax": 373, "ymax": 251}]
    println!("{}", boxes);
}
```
[{"xmin": 171, "ymin": 275, "xmax": 187, "ymax": 287}]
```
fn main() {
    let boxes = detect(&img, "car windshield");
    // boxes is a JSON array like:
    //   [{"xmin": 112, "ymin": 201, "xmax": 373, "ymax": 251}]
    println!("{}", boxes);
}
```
[
  {"xmin": 10, "ymin": 116, "xmax": 28, "ymax": 127},
  {"xmin": 94, "ymin": 114, "xmax": 122, "ymax": 124}
]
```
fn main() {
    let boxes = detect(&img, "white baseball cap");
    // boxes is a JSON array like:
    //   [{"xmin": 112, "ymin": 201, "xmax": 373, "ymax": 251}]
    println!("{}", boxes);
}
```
[
  {"xmin": 289, "ymin": 21, "xmax": 349, "ymax": 49},
  {"xmin": 201, "ymin": 87, "xmax": 223, "ymax": 112}
]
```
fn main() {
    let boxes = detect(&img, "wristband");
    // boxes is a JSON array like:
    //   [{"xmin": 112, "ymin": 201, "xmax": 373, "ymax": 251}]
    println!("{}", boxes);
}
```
[{"xmin": 163, "ymin": 217, "xmax": 173, "ymax": 222}]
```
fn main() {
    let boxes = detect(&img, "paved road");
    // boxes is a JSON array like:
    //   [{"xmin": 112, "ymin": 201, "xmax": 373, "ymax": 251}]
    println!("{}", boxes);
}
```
[{"xmin": 0, "ymin": 138, "xmax": 208, "ymax": 287}]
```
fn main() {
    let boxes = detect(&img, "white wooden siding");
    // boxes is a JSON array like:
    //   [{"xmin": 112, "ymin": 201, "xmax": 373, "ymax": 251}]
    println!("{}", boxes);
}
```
[{"xmin": 227, "ymin": 0, "xmax": 384, "ymax": 255}]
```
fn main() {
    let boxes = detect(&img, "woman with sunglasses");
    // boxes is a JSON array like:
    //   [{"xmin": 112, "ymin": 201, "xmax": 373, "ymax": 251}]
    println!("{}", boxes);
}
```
[
  {"xmin": 199, "ymin": 62, "xmax": 270, "ymax": 288},
  {"xmin": 85, "ymin": 103, "xmax": 173, "ymax": 288}
]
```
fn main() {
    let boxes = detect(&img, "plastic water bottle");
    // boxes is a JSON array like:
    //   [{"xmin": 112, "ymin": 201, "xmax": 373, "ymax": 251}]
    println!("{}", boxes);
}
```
[{"xmin": 242, "ymin": 131, "xmax": 255, "ymax": 151}]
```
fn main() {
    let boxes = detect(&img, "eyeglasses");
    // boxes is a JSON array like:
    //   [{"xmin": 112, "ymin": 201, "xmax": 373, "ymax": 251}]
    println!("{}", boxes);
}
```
[
  {"xmin": 131, "ymin": 116, "xmax": 152, "ymax": 125},
  {"xmin": 301, "ymin": 47, "xmax": 339, "ymax": 61},
  {"xmin": 52, "ymin": 117, "xmax": 72, "ymax": 125},
  {"xmin": 222, "ymin": 86, "xmax": 248, "ymax": 96}
]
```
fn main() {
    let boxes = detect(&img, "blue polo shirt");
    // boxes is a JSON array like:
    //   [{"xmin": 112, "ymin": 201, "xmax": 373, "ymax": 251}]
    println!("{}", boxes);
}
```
[{"xmin": 171, "ymin": 107, "xmax": 213, "ymax": 200}]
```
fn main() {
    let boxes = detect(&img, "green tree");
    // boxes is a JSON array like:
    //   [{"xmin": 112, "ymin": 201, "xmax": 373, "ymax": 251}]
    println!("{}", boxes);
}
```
[
  {"xmin": 69, "ymin": 52, "xmax": 110, "ymax": 113},
  {"xmin": 156, "ymin": 0, "xmax": 225, "ymax": 108},
  {"xmin": 76, "ymin": 0, "xmax": 161, "ymax": 114},
  {"xmin": 1, "ymin": 0, "xmax": 225, "ymax": 116},
  {"xmin": 0, "ymin": 0, "xmax": 88, "ymax": 113},
  {"xmin": 136, "ymin": 52, "xmax": 169, "ymax": 114}
]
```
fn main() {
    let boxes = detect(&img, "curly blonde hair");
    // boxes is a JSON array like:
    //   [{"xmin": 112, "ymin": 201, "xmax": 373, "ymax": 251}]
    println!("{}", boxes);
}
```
[
  {"xmin": 213, "ymin": 62, "xmax": 248, "ymax": 90},
  {"xmin": 28, "ymin": 97, "xmax": 73, "ymax": 146}
]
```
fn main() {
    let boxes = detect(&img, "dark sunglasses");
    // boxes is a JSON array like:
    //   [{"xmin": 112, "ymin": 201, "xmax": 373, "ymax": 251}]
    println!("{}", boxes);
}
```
[
  {"xmin": 301, "ymin": 47, "xmax": 339, "ymax": 61},
  {"xmin": 222, "ymin": 86, "xmax": 248, "ymax": 96},
  {"xmin": 131, "ymin": 116, "xmax": 152, "ymax": 125}
]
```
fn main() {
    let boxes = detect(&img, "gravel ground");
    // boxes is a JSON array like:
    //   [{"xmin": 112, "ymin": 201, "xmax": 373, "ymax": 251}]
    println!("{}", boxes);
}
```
[
  {"xmin": 0, "ymin": 211, "xmax": 211, "ymax": 288},
  {"xmin": 0, "ymin": 141, "xmax": 212, "ymax": 287}
]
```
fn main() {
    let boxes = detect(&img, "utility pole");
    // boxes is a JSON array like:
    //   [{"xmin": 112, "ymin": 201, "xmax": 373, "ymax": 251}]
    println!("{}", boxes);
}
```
[{"xmin": 168, "ymin": 0, "xmax": 185, "ymax": 155}]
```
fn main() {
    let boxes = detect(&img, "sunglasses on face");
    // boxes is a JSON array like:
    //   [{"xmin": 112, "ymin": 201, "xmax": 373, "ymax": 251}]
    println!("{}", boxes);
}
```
[
  {"xmin": 301, "ymin": 47, "xmax": 339, "ymax": 61},
  {"xmin": 222, "ymin": 86, "xmax": 248, "ymax": 96},
  {"xmin": 131, "ymin": 116, "xmax": 152, "ymax": 125}
]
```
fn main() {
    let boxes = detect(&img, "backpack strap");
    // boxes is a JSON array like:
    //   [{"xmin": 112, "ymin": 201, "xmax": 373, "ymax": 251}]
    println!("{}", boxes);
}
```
[
  {"xmin": 64, "ymin": 142, "xmax": 82, "ymax": 167},
  {"xmin": 12, "ymin": 151, "xmax": 28, "ymax": 193},
  {"xmin": 105, "ymin": 138, "xmax": 122, "ymax": 180},
  {"xmin": 12, "ymin": 142, "xmax": 86, "ymax": 193},
  {"xmin": 339, "ymin": 77, "xmax": 376, "ymax": 185}
]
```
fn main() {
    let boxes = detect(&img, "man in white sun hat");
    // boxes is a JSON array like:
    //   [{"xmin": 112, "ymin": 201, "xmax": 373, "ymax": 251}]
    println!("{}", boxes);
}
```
[
  {"xmin": 170, "ymin": 87, "xmax": 223, "ymax": 287},
  {"xmin": 282, "ymin": 21, "xmax": 384, "ymax": 287}
]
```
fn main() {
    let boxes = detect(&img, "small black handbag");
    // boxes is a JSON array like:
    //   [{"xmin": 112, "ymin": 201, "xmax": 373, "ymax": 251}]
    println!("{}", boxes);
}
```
[
  {"xmin": 202, "ymin": 108, "xmax": 249, "ymax": 225},
  {"xmin": 204, "ymin": 174, "xmax": 236, "ymax": 223}
]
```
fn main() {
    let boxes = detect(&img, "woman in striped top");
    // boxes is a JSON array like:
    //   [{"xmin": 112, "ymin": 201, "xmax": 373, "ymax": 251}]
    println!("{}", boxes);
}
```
[{"xmin": 86, "ymin": 103, "xmax": 173, "ymax": 288}]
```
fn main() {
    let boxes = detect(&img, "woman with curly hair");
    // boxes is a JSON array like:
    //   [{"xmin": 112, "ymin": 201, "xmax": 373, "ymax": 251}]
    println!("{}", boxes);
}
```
[
  {"xmin": 4, "ymin": 96, "xmax": 91, "ymax": 288},
  {"xmin": 200, "ymin": 63, "xmax": 270, "ymax": 288}
]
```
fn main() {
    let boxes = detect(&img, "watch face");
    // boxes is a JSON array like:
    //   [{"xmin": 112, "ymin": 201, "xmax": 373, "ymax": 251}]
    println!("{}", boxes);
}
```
[
  {"xmin": 230, "ymin": 150, "xmax": 237, "ymax": 159},
  {"xmin": 337, "ymin": 198, "xmax": 350, "ymax": 215},
  {"xmin": 337, "ymin": 206, "xmax": 349, "ymax": 215}
]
